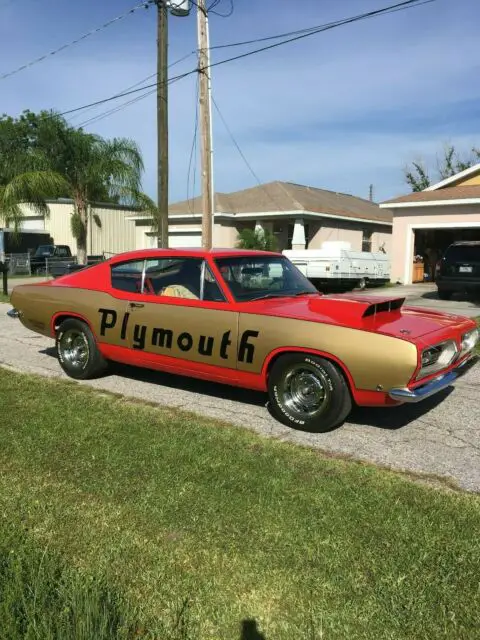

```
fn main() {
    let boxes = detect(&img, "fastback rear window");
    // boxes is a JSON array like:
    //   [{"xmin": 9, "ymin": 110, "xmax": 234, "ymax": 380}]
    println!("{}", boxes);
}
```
[{"xmin": 444, "ymin": 245, "xmax": 480, "ymax": 262}]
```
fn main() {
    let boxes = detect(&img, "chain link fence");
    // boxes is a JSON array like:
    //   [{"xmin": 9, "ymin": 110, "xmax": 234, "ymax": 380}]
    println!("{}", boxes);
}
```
[{"xmin": 6, "ymin": 254, "xmax": 32, "ymax": 276}]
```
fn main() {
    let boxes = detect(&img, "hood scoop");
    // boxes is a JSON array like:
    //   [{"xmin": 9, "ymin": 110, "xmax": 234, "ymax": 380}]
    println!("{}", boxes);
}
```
[
  {"xmin": 308, "ymin": 294, "xmax": 406, "ymax": 321},
  {"xmin": 362, "ymin": 297, "xmax": 405, "ymax": 317}
]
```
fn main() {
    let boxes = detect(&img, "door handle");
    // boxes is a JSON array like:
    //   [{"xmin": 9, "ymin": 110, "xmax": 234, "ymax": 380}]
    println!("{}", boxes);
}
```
[{"xmin": 128, "ymin": 302, "xmax": 144, "ymax": 309}]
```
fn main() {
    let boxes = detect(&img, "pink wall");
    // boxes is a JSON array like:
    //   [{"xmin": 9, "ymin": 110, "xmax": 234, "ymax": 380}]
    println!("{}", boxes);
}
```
[{"xmin": 391, "ymin": 205, "xmax": 480, "ymax": 284}]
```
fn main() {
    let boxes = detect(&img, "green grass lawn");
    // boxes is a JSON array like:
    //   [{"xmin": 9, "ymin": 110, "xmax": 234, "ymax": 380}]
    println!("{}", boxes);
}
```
[
  {"xmin": 0, "ymin": 369, "xmax": 479, "ymax": 639},
  {"xmin": 0, "ymin": 293, "xmax": 10, "ymax": 303}
]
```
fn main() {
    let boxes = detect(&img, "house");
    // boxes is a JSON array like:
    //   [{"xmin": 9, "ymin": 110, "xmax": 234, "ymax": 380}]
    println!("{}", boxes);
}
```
[
  {"xmin": 14, "ymin": 181, "xmax": 392, "ymax": 258},
  {"xmin": 380, "ymin": 163, "xmax": 480, "ymax": 284},
  {"xmin": 128, "ymin": 181, "xmax": 393, "ymax": 253}
]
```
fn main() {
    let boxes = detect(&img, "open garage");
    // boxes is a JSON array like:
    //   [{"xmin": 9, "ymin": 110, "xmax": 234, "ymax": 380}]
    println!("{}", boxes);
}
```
[{"xmin": 381, "ymin": 164, "xmax": 480, "ymax": 284}]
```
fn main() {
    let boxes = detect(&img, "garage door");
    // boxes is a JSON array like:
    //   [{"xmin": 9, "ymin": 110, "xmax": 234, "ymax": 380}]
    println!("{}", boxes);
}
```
[{"xmin": 168, "ymin": 232, "xmax": 202, "ymax": 248}]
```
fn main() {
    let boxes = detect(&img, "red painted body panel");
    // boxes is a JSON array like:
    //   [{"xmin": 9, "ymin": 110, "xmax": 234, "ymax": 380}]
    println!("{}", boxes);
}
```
[
  {"xmin": 99, "ymin": 343, "xmax": 268, "ymax": 392},
  {"xmin": 13, "ymin": 248, "xmax": 478, "ymax": 408},
  {"xmin": 48, "ymin": 251, "xmax": 476, "ymax": 346}
]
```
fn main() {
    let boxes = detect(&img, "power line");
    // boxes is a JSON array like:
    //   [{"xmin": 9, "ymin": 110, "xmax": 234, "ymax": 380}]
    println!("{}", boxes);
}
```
[
  {"xmin": 209, "ymin": 0, "xmax": 434, "ymax": 50},
  {"xmin": 70, "ymin": 51, "xmax": 196, "ymax": 125},
  {"xmin": 77, "ymin": 72, "xmax": 188, "ymax": 128},
  {"xmin": 211, "ymin": 93, "xmax": 288, "ymax": 213},
  {"xmin": 206, "ymin": 0, "xmax": 436, "ymax": 71},
  {"xmin": 207, "ymin": 0, "xmax": 234, "ymax": 17},
  {"xmin": 189, "ymin": 0, "xmax": 234, "ymax": 17},
  {"xmin": 52, "ymin": 0, "xmax": 434, "ymax": 122},
  {"xmin": 68, "ymin": 73, "xmax": 156, "ymax": 124},
  {"xmin": 78, "ymin": 88, "xmax": 156, "ymax": 128},
  {"xmin": 58, "ymin": 69, "xmax": 194, "ymax": 118},
  {"xmin": 187, "ymin": 74, "xmax": 200, "ymax": 214},
  {"xmin": 0, "ymin": 0, "xmax": 155, "ymax": 81}
]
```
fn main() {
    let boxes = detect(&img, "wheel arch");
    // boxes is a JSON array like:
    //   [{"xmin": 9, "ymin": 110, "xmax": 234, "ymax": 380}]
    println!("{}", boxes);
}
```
[
  {"xmin": 51, "ymin": 312, "xmax": 97, "ymax": 339},
  {"xmin": 262, "ymin": 347, "xmax": 356, "ymax": 396}
]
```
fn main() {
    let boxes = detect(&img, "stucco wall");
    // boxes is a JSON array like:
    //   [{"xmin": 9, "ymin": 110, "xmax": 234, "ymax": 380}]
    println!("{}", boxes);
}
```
[
  {"xmin": 307, "ymin": 221, "xmax": 392, "ymax": 252},
  {"xmin": 308, "ymin": 224, "xmax": 361, "ymax": 250},
  {"xmin": 391, "ymin": 205, "xmax": 480, "ymax": 284},
  {"xmin": 453, "ymin": 174, "xmax": 480, "ymax": 187},
  {"xmin": 214, "ymin": 222, "xmax": 239, "ymax": 247},
  {"xmin": 371, "ymin": 227, "xmax": 392, "ymax": 253}
]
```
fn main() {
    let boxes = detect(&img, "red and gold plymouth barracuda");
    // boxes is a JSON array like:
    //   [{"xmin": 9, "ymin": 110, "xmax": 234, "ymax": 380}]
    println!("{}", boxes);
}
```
[{"xmin": 8, "ymin": 248, "xmax": 479, "ymax": 432}]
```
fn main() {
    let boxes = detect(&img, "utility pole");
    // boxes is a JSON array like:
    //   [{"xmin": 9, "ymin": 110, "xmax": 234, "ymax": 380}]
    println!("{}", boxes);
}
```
[
  {"xmin": 197, "ymin": 0, "xmax": 214, "ymax": 249},
  {"xmin": 157, "ymin": 0, "xmax": 169, "ymax": 247},
  {"xmin": 369, "ymin": 184, "xmax": 374, "ymax": 202}
]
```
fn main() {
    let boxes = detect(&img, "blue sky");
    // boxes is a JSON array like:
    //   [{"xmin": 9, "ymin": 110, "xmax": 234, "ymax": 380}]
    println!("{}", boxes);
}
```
[{"xmin": 1, "ymin": 0, "xmax": 479, "ymax": 204}]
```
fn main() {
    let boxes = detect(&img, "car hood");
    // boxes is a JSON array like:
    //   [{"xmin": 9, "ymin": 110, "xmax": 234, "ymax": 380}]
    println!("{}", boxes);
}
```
[{"xmin": 247, "ymin": 293, "xmax": 474, "ymax": 342}]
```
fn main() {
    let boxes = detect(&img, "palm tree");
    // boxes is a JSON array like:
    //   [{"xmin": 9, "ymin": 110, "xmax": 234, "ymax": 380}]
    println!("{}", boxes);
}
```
[{"xmin": 0, "ymin": 112, "xmax": 156, "ymax": 263}]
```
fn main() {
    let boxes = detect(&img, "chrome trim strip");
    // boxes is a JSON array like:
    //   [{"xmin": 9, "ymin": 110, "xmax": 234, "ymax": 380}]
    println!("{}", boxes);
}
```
[{"xmin": 389, "ymin": 354, "xmax": 478, "ymax": 403}]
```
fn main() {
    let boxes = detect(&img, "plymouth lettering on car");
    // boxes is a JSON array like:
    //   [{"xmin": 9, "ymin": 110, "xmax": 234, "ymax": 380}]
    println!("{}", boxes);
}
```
[{"xmin": 8, "ymin": 248, "xmax": 479, "ymax": 432}]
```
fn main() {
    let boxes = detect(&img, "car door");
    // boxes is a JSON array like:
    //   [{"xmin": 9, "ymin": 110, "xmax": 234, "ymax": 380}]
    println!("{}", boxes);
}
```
[{"xmin": 109, "ymin": 256, "xmax": 240, "ymax": 382}]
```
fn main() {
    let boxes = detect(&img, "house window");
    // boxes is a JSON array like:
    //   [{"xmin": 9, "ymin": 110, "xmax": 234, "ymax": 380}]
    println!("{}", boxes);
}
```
[{"xmin": 362, "ymin": 229, "xmax": 372, "ymax": 252}]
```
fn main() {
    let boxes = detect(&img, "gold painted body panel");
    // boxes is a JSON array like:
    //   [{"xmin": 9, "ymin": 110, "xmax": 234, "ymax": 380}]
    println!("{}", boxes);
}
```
[
  {"xmin": 11, "ymin": 285, "xmax": 418, "ymax": 390},
  {"xmin": 237, "ymin": 314, "xmax": 418, "ymax": 389}
]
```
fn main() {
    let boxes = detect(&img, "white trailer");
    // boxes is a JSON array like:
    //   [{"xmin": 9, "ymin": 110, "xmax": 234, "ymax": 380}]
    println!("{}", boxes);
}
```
[{"xmin": 283, "ymin": 241, "xmax": 391, "ymax": 291}]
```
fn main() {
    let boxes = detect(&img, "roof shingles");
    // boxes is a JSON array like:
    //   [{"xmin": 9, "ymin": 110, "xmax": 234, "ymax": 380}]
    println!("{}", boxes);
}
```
[
  {"xmin": 168, "ymin": 181, "xmax": 392, "ymax": 223},
  {"xmin": 382, "ymin": 185, "xmax": 480, "ymax": 205}
]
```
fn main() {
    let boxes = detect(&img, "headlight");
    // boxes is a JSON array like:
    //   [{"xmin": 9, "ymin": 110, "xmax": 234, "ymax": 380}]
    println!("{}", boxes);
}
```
[
  {"xmin": 417, "ymin": 340, "xmax": 458, "ymax": 379},
  {"xmin": 461, "ymin": 328, "xmax": 479, "ymax": 353}
]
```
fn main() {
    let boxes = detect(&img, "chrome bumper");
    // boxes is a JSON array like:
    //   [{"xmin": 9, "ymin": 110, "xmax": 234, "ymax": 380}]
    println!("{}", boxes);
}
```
[
  {"xmin": 388, "ymin": 354, "xmax": 479, "ymax": 403},
  {"xmin": 6, "ymin": 308, "xmax": 19, "ymax": 318}
]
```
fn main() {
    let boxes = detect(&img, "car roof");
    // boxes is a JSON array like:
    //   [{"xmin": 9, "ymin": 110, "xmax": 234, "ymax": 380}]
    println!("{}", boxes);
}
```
[
  {"xmin": 108, "ymin": 247, "xmax": 282, "ymax": 264},
  {"xmin": 449, "ymin": 241, "xmax": 480, "ymax": 247}
]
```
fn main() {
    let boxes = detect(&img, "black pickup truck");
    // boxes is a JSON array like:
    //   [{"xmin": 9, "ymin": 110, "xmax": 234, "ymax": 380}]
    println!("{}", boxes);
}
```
[
  {"xmin": 30, "ymin": 244, "xmax": 105, "ymax": 276},
  {"xmin": 30, "ymin": 244, "xmax": 73, "ymax": 274}
]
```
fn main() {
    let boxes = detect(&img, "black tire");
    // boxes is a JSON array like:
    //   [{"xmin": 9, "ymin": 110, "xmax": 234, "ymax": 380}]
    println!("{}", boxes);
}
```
[
  {"xmin": 267, "ymin": 353, "xmax": 352, "ymax": 433},
  {"xmin": 358, "ymin": 278, "xmax": 367, "ymax": 290},
  {"xmin": 437, "ymin": 289, "xmax": 452, "ymax": 300},
  {"xmin": 56, "ymin": 318, "xmax": 108, "ymax": 380}
]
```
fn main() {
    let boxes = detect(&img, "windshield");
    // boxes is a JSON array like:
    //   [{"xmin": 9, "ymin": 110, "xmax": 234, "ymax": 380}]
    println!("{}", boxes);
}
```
[
  {"xmin": 215, "ymin": 255, "xmax": 318, "ymax": 301},
  {"xmin": 34, "ymin": 245, "xmax": 54, "ymax": 257}
]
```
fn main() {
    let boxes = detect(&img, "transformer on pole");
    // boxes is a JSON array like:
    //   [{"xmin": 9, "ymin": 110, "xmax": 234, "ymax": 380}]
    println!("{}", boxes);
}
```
[{"xmin": 167, "ymin": 1, "xmax": 191, "ymax": 17}]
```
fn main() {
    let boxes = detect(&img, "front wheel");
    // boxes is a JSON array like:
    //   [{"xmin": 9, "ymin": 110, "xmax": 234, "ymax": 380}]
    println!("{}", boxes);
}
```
[
  {"xmin": 267, "ymin": 353, "xmax": 352, "ymax": 432},
  {"xmin": 56, "ymin": 318, "xmax": 108, "ymax": 380}
]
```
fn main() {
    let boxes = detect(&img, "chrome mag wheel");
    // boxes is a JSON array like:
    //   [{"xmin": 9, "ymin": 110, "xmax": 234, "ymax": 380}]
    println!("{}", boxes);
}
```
[
  {"xmin": 59, "ymin": 328, "xmax": 90, "ymax": 370},
  {"xmin": 280, "ymin": 363, "xmax": 331, "ymax": 418}
]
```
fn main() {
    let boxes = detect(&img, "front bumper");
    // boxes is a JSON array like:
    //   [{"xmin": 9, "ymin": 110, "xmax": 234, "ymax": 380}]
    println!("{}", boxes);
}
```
[
  {"xmin": 388, "ymin": 354, "xmax": 478, "ymax": 403},
  {"xmin": 6, "ymin": 308, "xmax": 19, "ymax": 318}
]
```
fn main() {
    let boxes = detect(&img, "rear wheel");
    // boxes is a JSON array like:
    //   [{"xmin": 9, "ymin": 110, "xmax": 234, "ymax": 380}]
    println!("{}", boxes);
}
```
[
  {"xmin": 358, "ymin": 277, "xmax": 367, "ymax": 290},
  {"xmin": 268, "ymin": 353, "xmax": 352, "ymax": 432},
  {"xmin": 56, "ymin": 318, "xmax": 108, "ymax": 380}
]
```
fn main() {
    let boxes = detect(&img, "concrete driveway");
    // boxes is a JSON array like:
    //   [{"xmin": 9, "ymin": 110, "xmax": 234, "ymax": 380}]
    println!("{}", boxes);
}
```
[
  {"xmin": 360, "ymin": 283, "xmax": 480, "ymax": 318},
  {"xmin": 1, "ymin": 301, "xmax": 479, "ymax": 493}
]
